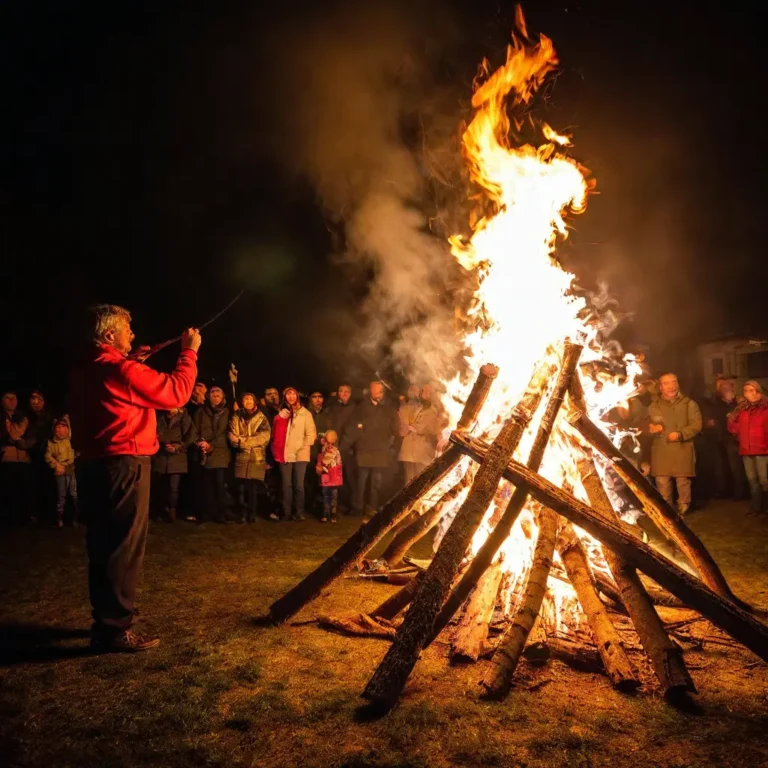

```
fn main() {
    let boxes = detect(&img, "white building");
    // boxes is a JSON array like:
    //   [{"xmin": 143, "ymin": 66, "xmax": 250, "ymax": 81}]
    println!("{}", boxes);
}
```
[{"xmin": 696, "ymin": 334, "xmax": 768, "ymax": 395}]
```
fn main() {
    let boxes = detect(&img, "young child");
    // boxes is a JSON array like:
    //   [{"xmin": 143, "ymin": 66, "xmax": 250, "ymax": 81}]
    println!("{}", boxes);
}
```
[
  {"xmin": 44, "ymin": 418, "xmax": 78, "ymax": 527},
  {"xmin": 316, "ymin": 429, "xmax": 343, "ymax": 523}
]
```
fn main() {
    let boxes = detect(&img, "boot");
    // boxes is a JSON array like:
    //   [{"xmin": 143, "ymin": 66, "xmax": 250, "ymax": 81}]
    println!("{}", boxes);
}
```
[
  {"xmin": 747, "ymin": 486, "xmax": 763, "ymax": 516},
  {"xmin": 168, "ymin": 508, "xmax": 177, "ymax": 523}
]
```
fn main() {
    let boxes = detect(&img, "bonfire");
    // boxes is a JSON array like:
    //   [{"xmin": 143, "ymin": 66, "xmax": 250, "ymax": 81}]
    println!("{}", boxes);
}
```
[{"xmin": 267, "ymin": 9, "xmax": 768, "ymax": 712}]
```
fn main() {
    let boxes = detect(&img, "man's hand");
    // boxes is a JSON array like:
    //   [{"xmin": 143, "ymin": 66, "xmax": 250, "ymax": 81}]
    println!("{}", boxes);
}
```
[
  {"xmin": 134, "ymin": 345, "xmax": 152, "ymax": 362},
  {"xmin": 54, "ymin": 463, "xmax": 65, "ymax": 476},
  {"xmin": 640, "ymin": 462, "xmax": 651, "ymax": 477},
  {"xmin": 165, "ymin": 443, "xmax": 176, "ymax": 453},
  {"xmin": 706, "ymin": 418, "xmax": 716, "ymax": 428},
  {"xmin": 279, "ymin": 408, "xmax": 290, "ymax": 419},
  {"xmin": 668, "ymin": 431, "xmax": 680, "ymax": 442},
  {"xmin": 648, "ymin": 423, "xmax": 664, "ymax": 434},
  {"xmin": 181, "ymin": 328, "xmax": 202, "ymax": 353}
]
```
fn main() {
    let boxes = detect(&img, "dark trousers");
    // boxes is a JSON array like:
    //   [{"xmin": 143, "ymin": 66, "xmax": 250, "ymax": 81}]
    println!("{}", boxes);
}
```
[
  {"xmin": 713, "ymin": 440, "xmax": 748, "ymax": 499},
  {"xmin": 204, "ymin": 467, "xmax": 228, "ymax": 521},
  {"xmin": 280, "ymin": 462, "xmax": 308, "ymax": 518},
  {"xmin": 81, "ymin": 456, "xmax": 151, "ymax": 634},
  {"xmin": 0, "ymin": 462, "xmax": 32, "ymax": 525},
  {"xmin": 54, "ymin": 473, "xmax": 79, "ymax": 522},
  {"xmin": 354, "ymin": 466, "xmax": 384, "ymax": 513},
  {"xmin": 237, "ymin": 478, "xmax": 262, "ymax": 520},
  {"xmin": 152, "ymin": 472, "xmax": 182, "ymax": 519},
  {"xmin": 306, "ymin": 449, "xmax": 321, "ymax": 512},
  {"xmin": 322, "ymin": 486, "xmax": 339, "ymax": 519},
  {"xmin": 339, "ymin": 450, "xmax": 357, "ymax": 511}
]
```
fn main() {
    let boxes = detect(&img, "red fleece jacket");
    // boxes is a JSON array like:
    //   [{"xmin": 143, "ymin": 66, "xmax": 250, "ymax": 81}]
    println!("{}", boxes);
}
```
[{"xmin": 69, "ymin": 343, "xmax": 197, "ymax": 460}]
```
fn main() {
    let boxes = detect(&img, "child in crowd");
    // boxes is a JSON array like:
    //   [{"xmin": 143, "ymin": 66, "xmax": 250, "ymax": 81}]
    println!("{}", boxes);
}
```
[
  {"xmin": 316, "ymin": 429, "xmax": 343, "ymax": 523},
  {"xmin": 44, "ymin": 418, "xmax": 78, "ymax": 527}
]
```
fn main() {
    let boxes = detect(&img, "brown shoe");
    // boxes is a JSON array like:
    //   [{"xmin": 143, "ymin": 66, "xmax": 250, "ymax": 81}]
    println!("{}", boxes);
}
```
[
  {"xmin": 168, "ymin": 508, "xmax": 177, "ymax": 523},
  {"xmin": 91, "ymin": 629, "xmax": 160, "ymax": 653}
]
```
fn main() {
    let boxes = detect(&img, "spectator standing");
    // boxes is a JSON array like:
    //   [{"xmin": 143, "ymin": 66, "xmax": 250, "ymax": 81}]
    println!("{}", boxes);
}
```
[
  {"xmin": 326, "ymin": 383, "xmax": 357, "ymax": 512},
  {"xmin": 727, "ymin": 380, "xmax": 768, "ymax": 516},
  {"xmin": 316, "ymin": 429, "xmax": 343, "ymax": 523},
  {"xmin": 228, "ymin": 392, "xmax": 271, "ymax": 522},
  {"xmin": 263, "ymin": 387, "xmax": 281, "ymax": 427},
  {"xmin": 271, "ymin": 387, "xmax": 316, "ymax": 521},
  {"xmin": 306, "ymin": 390, "xmax": 330, "ymax": 515},
  {"xmin": 707, "ymin": 378, "xmax": 748, "ymax": 500},
  {"xmin": 0, "ymin": 391, "xmax": 32, "ymax": 525},
  {"xmin": 152, "ymin": 407, "xmax": 196, "ymax": 522},
  {"xmin": 193, "ymin": 386, "xmax": 232, "ymax": 523},
  {"xmin": 26, "ymin": 390, "xmax": 54, "ymax": 522},
  {"xmin": 647, "ymin": 373, "xmax": 702, "ymax": 515},
  {"xmin": 262, "ymin": 386, "xmax": 283, "ymax": 517},
  {"xmin": 398, "ymin": 382, "xmax": 446, "ymax": 484},
  {"xmin": 69, "ymin": 304, "xmax": 199, "ymax": 652},
  {"xmin": 45, "ymin": 417, "xmax": 79, "ymax": 527},
  {"xmin": 342, "ymin": 381, "xmax": 399, "ymax": 517},
  {"xmin": 186, "ymin": 382, "xmax": 207, "ymax": 419},
  {"xmin": 180, "ymin": 381, "xmax": 207, "ymax": 521}
]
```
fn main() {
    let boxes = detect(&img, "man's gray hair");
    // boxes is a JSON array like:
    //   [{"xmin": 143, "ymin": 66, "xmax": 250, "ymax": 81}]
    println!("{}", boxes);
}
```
[{"xmin": 90, "ymin": 304, "xmax": 132, "ymax": 344}]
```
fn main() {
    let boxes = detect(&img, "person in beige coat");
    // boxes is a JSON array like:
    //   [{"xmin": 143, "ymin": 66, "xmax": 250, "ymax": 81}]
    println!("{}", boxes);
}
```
[
  {"xmin": 398, "ymin": 383, "xmax": 447, "ymax": 484},
  {"xmin": 647, "ymin": 373, "xmax": 702, "ymax": 514},
  {"xmin": 271, "ymin": 387, "xmax": 317, "ymax": 520}
]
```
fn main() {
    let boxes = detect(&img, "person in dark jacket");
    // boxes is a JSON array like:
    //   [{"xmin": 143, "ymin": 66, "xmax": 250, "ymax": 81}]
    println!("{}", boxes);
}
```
[
  {"xmin": 326, "ymin": 383, "xmax": 357, "ymax": 512},
  {"xmin": 152, "ymin": 407, "xmax": 196, "ymax": 522},
  {"xmin": 228, "ymin": 393, "xmax": 271, "ymax": 522},
  {"xmin": 68, "ymin": 304, "xmax": 200, "ymax": 652},
  {"xmin": 728, "ymin": 379, "xmax": 768, "ymax": 515},
  {"xmin": 193, "ymin": 386, "xmax": 231, "ymax": 523},
  {"xmin": 186, "ymin": 381, "xmax": 207, "ymax": 419},
  {"xmin": 0, "ymin": 391, "xmax": 33, "ymax": 525},
  {"xmin": 306, "ymin": 390, "xmax": 331, "ymax": 515},
  {"xmin": 342, "ymin": 381, "xmax": 399, "ymax": 517},
  {"xmin": 26, "ymin": 390, "xmax": 55, "ymax": 522},
  {"xmin": 705, "ymin": 378, "xmax": 748, "ymax": 500}
]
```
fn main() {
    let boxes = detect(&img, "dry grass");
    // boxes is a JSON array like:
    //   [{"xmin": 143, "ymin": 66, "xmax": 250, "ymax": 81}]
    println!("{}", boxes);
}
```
[{"xmin": 1, "ymin": 500, "xmax": 768, "ymax": 768}]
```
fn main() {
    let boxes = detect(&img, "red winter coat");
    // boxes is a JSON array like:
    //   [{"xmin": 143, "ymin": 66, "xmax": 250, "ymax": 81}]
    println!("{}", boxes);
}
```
[
  {"xmin": 69, "ymin": 343, "xmax": 197, "ymax": 460},
  {"xmin": 316, "ymin": 444, "xmax": 343, "ymax": 487},
  {"xmin": 727, "ymin": 399, "xmax": 768, "ymax": 455}
]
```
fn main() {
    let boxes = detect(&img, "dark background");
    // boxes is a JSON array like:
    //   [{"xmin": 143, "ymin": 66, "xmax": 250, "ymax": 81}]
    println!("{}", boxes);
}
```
[{"xmin": 3, "ymin": 0, "xmax": 765, "ymax": 411}]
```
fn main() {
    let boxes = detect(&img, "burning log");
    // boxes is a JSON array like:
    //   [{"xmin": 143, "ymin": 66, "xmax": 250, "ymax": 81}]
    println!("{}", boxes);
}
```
[
  {"xmin": 362, "ymin": 361, "xmax": 551, "ymax": 711},
  {"xmin": 480, "ymin": 504, "xmax": 559, "ymax": 697},
  {"xmin": 578, "ymin": 457, "xmax": 695, "ymax": 698},
  {"xmin": 569, "ymin": 408, "xmax": 746, "ymax": 608},
  {"xmin": 451, "ymin": 431, "xmax": 768, "ymax": 665},
  {"xmin": 540, "ymin": 636, "xmax": 604, "ymax": 674},
  {"xmin": 371, "ymin": 573, "xmax": 424, "ymax": 621},
  {"xmin": 426, "ymin": 340, "xmax": 583, "ymax": 646},
  {"xmin": 267, "ymin": 365, "xmax": 499, "ymax": 624},
  {"xmin": 524, "ymin": 618, "xmax": 550, "ymax": 664},
  {"xmin": 557, "ymin": 523, "xmax": 641, "ymax": 691},
  {"xmin": 382, "ymin": 469, "xmax": 474, "ymax": 568},
  {"xmin": 452, "ymin": 560, "xmax": 505, "ymax": 663}
]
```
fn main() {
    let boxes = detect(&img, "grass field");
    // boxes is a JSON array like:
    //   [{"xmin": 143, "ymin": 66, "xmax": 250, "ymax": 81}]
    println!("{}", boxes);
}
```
[{"xmin": 1, "ymin": 500, "xmax": 767, "ymax": 768}]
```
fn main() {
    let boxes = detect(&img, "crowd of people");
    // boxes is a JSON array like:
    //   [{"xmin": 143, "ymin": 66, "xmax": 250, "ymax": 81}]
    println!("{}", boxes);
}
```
[
  {"xmin": 3, "ymin": 303, "xmax": 767, "ymax": 654},
  {"xmin": 0, "ymin": 371, "xmax": 447, "ymax": 530}
]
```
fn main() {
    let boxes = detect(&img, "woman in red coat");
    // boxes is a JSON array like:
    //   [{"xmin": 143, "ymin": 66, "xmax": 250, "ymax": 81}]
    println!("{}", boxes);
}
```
[{"xmin": 727, "ymin": 380, "xmax": 768, "ymax": 515}]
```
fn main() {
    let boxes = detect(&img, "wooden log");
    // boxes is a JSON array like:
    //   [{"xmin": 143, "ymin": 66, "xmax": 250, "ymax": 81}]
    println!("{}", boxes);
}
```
[
  {"xmin": 557, "ymin": 524, "xmax": 641, "ymax": 691},
  {"xmin": 544, "ymin": 636, "xmax": 604, "ymax": 673},
  {"xmin": 362, "ymin": 360, "xmax": 552, "ymax": 710},
  {"xmin": 457, "ymin": 364, "xmax": 500, "ymax": 431},
  {"xmin": 268, "ymin": 446, "xmax": 463, "ymax": 623},
  {"xmin": 371, "ymin": 573, "xmax": 424, "ymax": 621},
  {"xmin": 579, "ymin": 458, "xmax": 695, "ymax": 697},
  {"xmin": 382, "ymin": 469, "xmax": 474, "ymax": 567},
  {"xmin": 480, "ymin": 505, "xmax": 559, "ymax": 697},
  {"xmin": 318, "ymin": 614, "xmax": 397, "ymax": 639},
  {"xmin": 451, "ymin": 560, "xmax": 505, "ymax": 663},
  {"xmin": 524, "ymin": 617, "xmax": 551, "ymax": 665},
  {"xmin": 570, "ymin": 409, "xmax": 745, "ymax": 608},
  {"xmin": 426, "ymin": 340, "xmax": 583, "ymax": 646},
  {"xmin": 450, "ymin": 431, "xmax": 768, "ymax": 665}
]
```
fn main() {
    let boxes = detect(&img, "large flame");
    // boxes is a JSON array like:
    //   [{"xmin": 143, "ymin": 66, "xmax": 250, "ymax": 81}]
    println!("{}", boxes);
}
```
[{"xmin": 433, "ymin": 15, "xmax": 642, "ymax": 631}]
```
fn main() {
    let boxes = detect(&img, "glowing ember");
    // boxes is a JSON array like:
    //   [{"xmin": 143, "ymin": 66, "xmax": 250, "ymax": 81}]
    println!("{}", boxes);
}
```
[{"xmin": 434, "ymin": 13, "xmax": 643, "ymax": 630}]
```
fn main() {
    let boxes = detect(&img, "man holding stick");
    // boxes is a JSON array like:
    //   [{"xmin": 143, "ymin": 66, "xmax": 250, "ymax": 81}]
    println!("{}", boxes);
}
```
[{"xmin": 70, "ymin": 305, "xmax": 201, "ymax": 652}]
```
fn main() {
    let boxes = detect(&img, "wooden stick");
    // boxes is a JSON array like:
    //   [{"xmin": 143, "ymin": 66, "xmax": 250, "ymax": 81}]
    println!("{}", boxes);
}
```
[
  {"xmin": 426, "ymin": 341, "xmax": 583, "ymax": 647},
  {"xmin": 371, "ymin": 573, "xmax": 424, "ymax": 620},
  {"xmin": 542, "ymin": 636, "xmax": 604, "ymax": 673},
  {"xmin": 480, "ymin": 505, "xmax": 559, "ymax": 697},
  {"xmin": 451, "ymin": 560, "xmax": 505, "ymax": 662},
  {"xmin": 266, "ymin": 365, "xmax": 499, "ymax": 624},
  {"xmin": 557, "ymin": 523, "xmax": 641, "ymax": 691},
  {"xmin": 570, "ymin": 409, "xmax": 746, "ymax": 607},
  {"xmin": 450, "ymin": 432, "xmax": 768, "ymax": 665},
  {"xmin": 362, "ymin": 360, "xmax": 551, "ymax": 710},
  {"xmin": 579, "ymin": 458, "xmax": 695, "ymax": 697},
  {"xmin": 382, "ymin": 469, "xmax": 473, "ymax": 567}
]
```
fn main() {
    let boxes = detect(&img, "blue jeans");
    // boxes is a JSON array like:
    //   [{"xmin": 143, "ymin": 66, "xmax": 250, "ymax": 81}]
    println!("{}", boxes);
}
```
[
  {"xmin": 55, "ymin": 473, "xmax": 78, "ymax": 520},
  {"xmin": 742, "ymin": 455, "xmax": 768, "ymax": 512},
  {"xmin": 280, "ymin": 462, "xmax": 308, "ymax": 518}
]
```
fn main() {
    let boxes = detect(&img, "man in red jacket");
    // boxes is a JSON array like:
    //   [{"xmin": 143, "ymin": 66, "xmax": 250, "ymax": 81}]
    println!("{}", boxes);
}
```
[{"xmin": 70, "ymin": 304, "xmax": 201, "ymax": 652}]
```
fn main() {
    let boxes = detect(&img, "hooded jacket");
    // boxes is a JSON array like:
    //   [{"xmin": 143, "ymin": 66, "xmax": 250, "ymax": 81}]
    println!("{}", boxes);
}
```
[
  {"xmin": 45, "ymin": 421, "xmax": 76, "ymax": 475},
  {"xmin": 193, "ymin": 398, "xmax": 231, "ymax": 469},
  {"xmin": 728, "ymin": 398, "xmax": 768, "ymax": 456},
  {"xmin": 69, "ymin": 343, "xmax": 197, "ymax": 460},
  {"xmin": 1, "ymin": 409, "xmax": 30, "ymax": 463},
  {"xmin": 272, "ymin": 405, "xmax": 316, "ymax": 464}
]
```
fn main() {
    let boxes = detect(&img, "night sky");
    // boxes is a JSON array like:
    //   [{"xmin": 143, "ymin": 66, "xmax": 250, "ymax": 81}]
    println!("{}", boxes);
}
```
[{"xmin": 4, "ymin": 0, "xmax": 765, "ymax": 410}]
